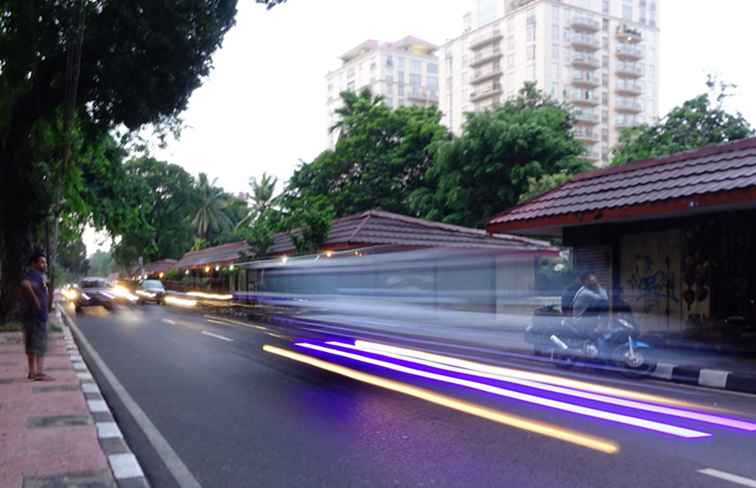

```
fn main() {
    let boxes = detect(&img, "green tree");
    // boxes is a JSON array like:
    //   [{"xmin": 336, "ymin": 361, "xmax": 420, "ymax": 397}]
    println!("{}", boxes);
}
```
[
  {"xmin": 410, "ymin": 83, "xmax": 590, "ymax": 227},
  {"xmin": 237, "ymin": 173, "xmax": 279, "ymax": 228},
  {"xmin": 0, "ymin": 0, "xmax": 285, "ymax": 319},
  {"xmin": 88, "ymin": 250, "xmax": 114, "ymax": 278},
  {"xmin": 110, "ymin": 157, "xmax": 198, "ymax": 268},
  {"xmin": 612, "ymin": 77, "xmax": 754, "ymax": 165},
  {"xmin": 287, "ymin": 89, "xmax": 449, "ymax": 218},
  {"xmin": 192, "ymin": 173, "xmax": 232, "ymax": 241},
  {"xmin": 283, "ymin": 196, "xmax": 335, "ymax": 255}
]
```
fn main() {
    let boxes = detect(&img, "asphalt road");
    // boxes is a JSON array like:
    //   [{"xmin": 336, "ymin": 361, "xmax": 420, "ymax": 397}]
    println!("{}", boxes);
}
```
[{"xmin": 66, "ymin": 303, "xmax": 756, "ymax": 488}]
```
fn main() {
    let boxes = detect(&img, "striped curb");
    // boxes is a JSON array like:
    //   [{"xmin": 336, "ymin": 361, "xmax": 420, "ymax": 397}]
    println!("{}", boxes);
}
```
[
  {"xmin": 60, "ymin": 309, "xmax": 151, "ymax": 488},
  {"xmin": 651, "ymin": 361, "xmax": 756, "ymax": 393}
]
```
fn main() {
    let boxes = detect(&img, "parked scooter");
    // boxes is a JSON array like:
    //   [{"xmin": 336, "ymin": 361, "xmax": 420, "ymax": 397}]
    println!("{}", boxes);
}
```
[{"xmin": 525, "ymin": 305, "xmax": 654, "ymax": 376}]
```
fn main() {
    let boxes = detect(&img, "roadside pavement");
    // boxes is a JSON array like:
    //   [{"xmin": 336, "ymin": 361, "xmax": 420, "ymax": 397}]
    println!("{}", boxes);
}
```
[{"xmin": 0, "ymin": 308, "xmax": 146, "ymax": 488}]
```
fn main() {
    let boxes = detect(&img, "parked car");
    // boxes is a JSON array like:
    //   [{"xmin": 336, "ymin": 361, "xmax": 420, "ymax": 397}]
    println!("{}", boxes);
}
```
[
  {"xmin": 136, "ymin": 280, "xmax": 166, "ymax": 305},
  {"xmin": 75, "ymin": 277, "xmax": 116, "ymax": 313}
]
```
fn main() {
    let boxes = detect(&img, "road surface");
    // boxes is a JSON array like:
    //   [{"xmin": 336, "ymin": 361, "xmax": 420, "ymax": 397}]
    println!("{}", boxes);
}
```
[{"xmin": 66, "ymin": 303, "xmax": 756, "ymax": 488}]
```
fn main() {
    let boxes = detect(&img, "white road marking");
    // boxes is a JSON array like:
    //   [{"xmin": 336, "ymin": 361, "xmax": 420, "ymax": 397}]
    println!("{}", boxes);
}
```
[
  {"xmin": 698, "ymin": 469, "xmax": 756, "ymax": 487},
  {"xmin": 162, "ymin": 319, "xmax": 177, "ymax": 325},
  {"xmin": 201, "ymin": 331, "xmax": 234, "ymax": 342},
  {"xmin": 64, "ymin": 311, "xmax": 203, "ymax": 488},
  {"xmin": 206, "ymin": 319, "xmax": 230, "ymax": 326}
]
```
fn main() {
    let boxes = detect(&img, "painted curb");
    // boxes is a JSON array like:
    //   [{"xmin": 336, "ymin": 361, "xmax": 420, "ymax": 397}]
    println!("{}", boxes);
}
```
[{"xmin": 59, "ymin": 308, "xmax": 151, "ymax": 488}]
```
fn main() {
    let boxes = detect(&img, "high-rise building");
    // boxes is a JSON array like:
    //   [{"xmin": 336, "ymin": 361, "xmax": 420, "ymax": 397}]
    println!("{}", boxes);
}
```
[
  {"xmin": 326, "ymin": 36, "xmax": 439, "ymax": 147},
  {"xmin": 439, "ymin": 0, "xmax": 659, "ymax": 165}
]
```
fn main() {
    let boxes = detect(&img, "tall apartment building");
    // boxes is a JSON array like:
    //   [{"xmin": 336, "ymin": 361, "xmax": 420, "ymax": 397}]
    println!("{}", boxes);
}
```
[
  {"xmin": 439, "ymin": 0, "xmax": 659, "ymax": 165},
  {"xmin": 326, "ymin": 36, "xmax": 439, "ymax": 147}
]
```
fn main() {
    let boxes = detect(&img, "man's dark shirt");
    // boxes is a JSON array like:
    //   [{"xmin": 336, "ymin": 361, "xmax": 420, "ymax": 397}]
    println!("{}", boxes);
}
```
[{"xmin": 24, "ymin": 270, "xmax": 48, "ymax": 322}]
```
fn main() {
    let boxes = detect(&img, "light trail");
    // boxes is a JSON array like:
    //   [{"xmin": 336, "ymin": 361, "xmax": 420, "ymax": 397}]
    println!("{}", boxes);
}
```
[
  {"xmin": 296, "ymin": 342, "xmax": 711, "ymax": 439},
  {"xmin": 263, "ymin": 345, "xmax": 619, "ymax": 454},
  {"xmin": 327, "ymin": 341, "xmax": 756, "ymax": 432},
  {"xmin": 353, "ymin": 340, "xmax": 692, "ymax": 407}
]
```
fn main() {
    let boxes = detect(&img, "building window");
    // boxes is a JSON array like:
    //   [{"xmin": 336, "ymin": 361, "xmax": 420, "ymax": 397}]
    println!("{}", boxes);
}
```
[
  {"xmin": 602, "ymin": 109, "xmax": 608, "ymax": 123},
  {"xmin": 527, "ymin": 45, "xmax": 536, "ymax": 61},
  {"xmin": 602, "ymin": 128, "xmax": 609, "ymax": 142},
  {"xmin": 386, "ymin": 56, "xmax": 393, "ymax": 68},
  {"xmin": 526, "ymin": 15, "xmax": 536, "ymax": 42},
  {"xmin": 428, "ymin": 63, "xmax": 438, "ymax": 75},
  {"xmin": 552, "ymin": 24, "xmax": 559, "ymax": 40},
  {"xmin": 602, "ymin": 18, "xmax": 609, "ymax": 32},
  {"xmin": 602, "ymin": 73, "xmax": 608, "ymax": 87},
  {"xmin": 428, "ymin": 76, "xmax": 439, "ymax": 97},
  {"xmin": 602, "ymin": 0, "xmax": 609, "ymax": 15},
  {"xmin": 396, "ymin": 57, "xmax": 406, "ymax": 71},
  {"xmin": 602, "ymin": 55, "xmax": 609, "ymax": 68},
  {"xmin": 602, "ymin": 37, "xmax": 609, "ymax": 50},
  {"xmin": 410, "ymin": 73, "xmax": 421, "ymax": 96},
  {"xmin": 411, "ymin": 59, "xmax": 422, "ymax": 74},
  {"xmin": 623, "ymin": 0, "xmax": 633, "ymax": 20},
  {"xmin": 602, "ymin": 92, "xmax": 608, "ymax": 106},
  {"xmin": 649, "ymin": 1, "xmax": 657, "ymax": 26},
  {"xmin": 397, "ymin": 71, "xmax": 405, "ymax": 96}
]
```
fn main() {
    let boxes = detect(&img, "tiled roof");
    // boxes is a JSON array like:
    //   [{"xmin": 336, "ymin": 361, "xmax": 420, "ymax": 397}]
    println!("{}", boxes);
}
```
[
  {"xmin": 488, "ymin": 137, "xmax": 756, "ymax": 228},
  {"xmin": 143, "ymin": 259, "xmax": 177, "ymax": 274},
  {"xmin": 270, "ymin": 210, "xmax": 553, "ymax": 255},
  {"xmin": 175, "ymin": 241, "xmax": 250, "ymax": 269}
]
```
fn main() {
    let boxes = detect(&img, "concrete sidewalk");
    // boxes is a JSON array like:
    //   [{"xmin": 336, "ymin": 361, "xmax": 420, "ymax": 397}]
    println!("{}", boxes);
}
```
[{"xmin": 0, "ymin": 310, "xmax": 125, "ymax": 488}]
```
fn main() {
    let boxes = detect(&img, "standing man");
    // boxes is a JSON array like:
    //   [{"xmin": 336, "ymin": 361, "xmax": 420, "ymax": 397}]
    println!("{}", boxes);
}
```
[{"xmin": 21, "ymin": 251, "xmax": 53, "ymax": 381}]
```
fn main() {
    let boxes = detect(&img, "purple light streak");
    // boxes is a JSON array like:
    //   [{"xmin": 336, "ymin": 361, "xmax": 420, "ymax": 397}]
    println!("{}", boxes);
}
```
[
  {"xmin": 327, "ymin": 341, "xmax": 756, "ymax": 432},
  {"xmin": 295, "ymin": 342, "xmax": 711, "ymax": 439}
]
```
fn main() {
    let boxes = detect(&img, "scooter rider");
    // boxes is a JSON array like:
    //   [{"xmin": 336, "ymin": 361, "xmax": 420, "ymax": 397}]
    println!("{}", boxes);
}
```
[{"xmin": 572, "ymin": 271, "xmax": 609, "ymax": 338}]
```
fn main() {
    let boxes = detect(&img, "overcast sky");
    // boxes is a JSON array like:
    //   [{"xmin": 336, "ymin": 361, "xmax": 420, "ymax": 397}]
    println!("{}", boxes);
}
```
[{"xmin": 84, "ymin": 0, "xmax": 756, "ymax": 254}]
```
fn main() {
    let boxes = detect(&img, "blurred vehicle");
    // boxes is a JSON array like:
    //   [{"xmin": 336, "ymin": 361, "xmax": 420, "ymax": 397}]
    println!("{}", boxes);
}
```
[
  {"xmin": 74, "ymin": 277, "xmax": 116, "ymax": 313},
  {"xmin": 525, "ymin": 307, "xmax": 653, "ymax": 376},
  {"xmin": 136, "ymin": 280, "xmax": 166, "ymax": 305}
]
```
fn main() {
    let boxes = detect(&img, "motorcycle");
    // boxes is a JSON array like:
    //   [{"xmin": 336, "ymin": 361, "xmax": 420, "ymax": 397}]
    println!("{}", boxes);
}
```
[{"xmin": 525, "ymin": 305, "xmax": 654, "ymax": 376}]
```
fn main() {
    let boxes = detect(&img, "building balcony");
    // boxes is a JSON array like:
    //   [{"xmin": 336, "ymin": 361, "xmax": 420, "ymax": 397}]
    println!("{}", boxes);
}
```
[
  {"xmin": 570, "ymin": 33, "xmax": 600, "ymax": 51},
  {"xmin": 470, "ymin": 49, "xmax": 503, "ymax": 68},
  {"xmin": 615, "ymin": 99, "xmax": 643, "ymax": 113},
  {"xmin": 615, "ymin": 119, "xmax": 639, "ymax": 129},
  {"xmin": 616, "ymin": 44, "xmax": 643, "ymax": 61},
  {"xmin": 616, "ymin": 62, "xmax": 644, "ymax": 78},
  {"xmin": 470, "ymin": 84, "xmax": 502, "ymax": 102},
  {"xmin": 574, "ymin": 128, "xmax": 599, "ymax": 144},
  {"xmin": 573, "ymin": 111, "xmax": 600, "ymax": 124},
  {"xmin": 407, "ymin": 89, "xmax": 438, "ymax": 103},
  {"xmin": 616, "ymin": 24, "xmax": 643, "ymax": 44},
  {"xmin": 616, "ymin": 81, "xmax": 643, "ymax": 96},
  {"xmin": 470, "ymin": 29, "xmax": 503, "ymax": 50},
  {"xmin": 471, "ymin": 65, "xmax": 502, "ymax": 84},
  {"xmin": 570, "ymin": 53, "xmax": 600, "ymax": 69},
  {"xmin": 570, "ymin": 16, "xmax": 600, "ymax": 33},
  {"xmin": 584, "ymin": 149, "xmax": 601, "ymax": 162},
  {"xmin": 569, "ymin": 92, "xmax": 600, "ymax": 107},
  {"xmin": 572, "ymin": 72, "xmax": 600, "ymax": 88}
]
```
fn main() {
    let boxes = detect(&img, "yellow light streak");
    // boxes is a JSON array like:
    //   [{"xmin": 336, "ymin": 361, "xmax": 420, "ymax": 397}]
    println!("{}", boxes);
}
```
[{"xmin": 263, "ymin": 345, "xmax": 619, "ymax": 454}]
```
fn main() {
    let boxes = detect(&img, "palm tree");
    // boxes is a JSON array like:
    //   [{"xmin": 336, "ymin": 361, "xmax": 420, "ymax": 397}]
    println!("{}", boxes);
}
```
[
  {"xmin": 237, "ymin": 172, "xmax": 279, "ymax": 228},
  {"xmin": 192, "ymin": 173, "xmax": 232, "ymax": 240}
]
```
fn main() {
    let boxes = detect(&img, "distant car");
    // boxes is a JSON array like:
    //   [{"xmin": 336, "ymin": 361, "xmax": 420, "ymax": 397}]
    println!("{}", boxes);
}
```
[
  {"xmin": 75, "ymin": 277, "xmax": 116, "ymax": 313},
  {"xmin": 136, "ymin": 280, "xmax": 166, "ymax": 305}
]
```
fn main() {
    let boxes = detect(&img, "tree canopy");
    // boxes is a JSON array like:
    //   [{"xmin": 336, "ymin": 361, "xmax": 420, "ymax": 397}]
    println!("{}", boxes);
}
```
[
  {"xmin": 287, "ymin": 89, "xmax": 450, "ymax": 218},
  {"xmin": 612, "ymin": 77, "xmax": 754, "ymax": 165},
  {"xmin": 409, "ymin": 83, "xmax": 591, "ymax": 227}
]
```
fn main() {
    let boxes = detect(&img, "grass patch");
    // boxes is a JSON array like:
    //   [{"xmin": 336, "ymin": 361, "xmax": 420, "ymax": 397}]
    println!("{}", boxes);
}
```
[{"xmin": 0, "ymin": 321, "xmax": 22, "ymax": 332}]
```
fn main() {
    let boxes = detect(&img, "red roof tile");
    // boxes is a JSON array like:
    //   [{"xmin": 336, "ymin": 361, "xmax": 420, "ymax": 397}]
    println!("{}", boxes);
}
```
[
  {"xmin": 270, "ymin": 210, "xmax": 553, "ymax": 255},
  {"xmin": 175, "ymin": 241, "xmax": 250, "ymax": 269},
  {"xmin": 488, "ymin": 137, "xmax": 756, "ymax": 229}
]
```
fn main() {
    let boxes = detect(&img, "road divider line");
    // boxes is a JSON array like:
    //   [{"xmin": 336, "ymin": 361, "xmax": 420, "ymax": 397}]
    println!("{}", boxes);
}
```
[
  {"xmin": 698, "ymin": 468, "xmax": 756, "ymax": 487},
  {"xmin": 162, "ymin": 319, "xmax": 177, "ymax": 325},
  {"xmin": 263, "ymin": 344, "xmax": 619, "ymax": 454},
  {"xmin": 201, "ymin": 331, "xmax": 234, "ymax": 342},
  {"xmin": 204, "ymin": 315, "xmax": 269, "ymax": 331}
]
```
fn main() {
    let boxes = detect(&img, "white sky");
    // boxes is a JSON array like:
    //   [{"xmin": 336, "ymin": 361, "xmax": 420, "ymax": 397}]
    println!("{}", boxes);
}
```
[{"xmin": 84, "ymin": 0, "xmax": 756, "ymax": 255}]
